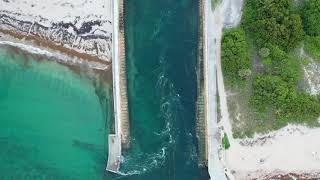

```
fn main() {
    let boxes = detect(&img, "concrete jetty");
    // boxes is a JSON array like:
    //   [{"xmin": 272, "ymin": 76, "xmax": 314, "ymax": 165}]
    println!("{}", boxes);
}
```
[
  {"xmin": 117, "ymin": 0, "xmax": 130, "ymax": 149},
  {"xmin": 196, "ymin": 0, "xmax": 208, "ymax": 166},
  {"xmin": 106, "ymin": 0, "xmax": 130, "ymax": 173},
  {"xmin": 106, "ymin": 135, "xmax": 121, "ymax": 173}
]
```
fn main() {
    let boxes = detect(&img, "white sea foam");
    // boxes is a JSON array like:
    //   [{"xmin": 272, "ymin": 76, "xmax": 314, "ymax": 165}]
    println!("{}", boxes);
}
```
[
  {"xmin": 0, "ymin": 40, "xmax": 109, "ymax": 70},
  {"xmin": 119, "ymin": 147, "xmax": 168, "ymax": 176},
  {"xmin": 120, "ymin": 50, "xmax": 188, "ymax": 176}
]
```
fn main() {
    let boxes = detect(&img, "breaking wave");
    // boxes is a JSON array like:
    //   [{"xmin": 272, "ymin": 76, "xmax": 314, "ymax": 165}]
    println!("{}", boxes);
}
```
[{"xmin": 0, "ymin": 40, "xmax": 108, "ymax": 70}]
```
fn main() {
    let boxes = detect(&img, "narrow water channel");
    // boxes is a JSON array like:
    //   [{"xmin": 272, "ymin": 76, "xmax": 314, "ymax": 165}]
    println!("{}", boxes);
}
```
[{"xmin": 111, "ymin": 0, "xmax": 210, "ymax": 179}]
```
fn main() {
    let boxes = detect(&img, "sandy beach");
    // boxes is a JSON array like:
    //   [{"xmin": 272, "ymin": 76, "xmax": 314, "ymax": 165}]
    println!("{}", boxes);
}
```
[
  {"xmin": 0, "ymin": 0, "xmax": 114, "ymax": 86},
  {"xmin": 0, "ymin": 0, "xmax": 113, "ymax": 65},
  {"xmin": 224, "ymin": 125, "xmax": 320, "ymax": 179}
]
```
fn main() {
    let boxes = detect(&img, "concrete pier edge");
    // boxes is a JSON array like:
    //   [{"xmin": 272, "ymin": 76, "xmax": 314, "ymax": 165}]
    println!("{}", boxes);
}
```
[
  {"xmin": 106, "ymin": 0, "xmax": 130, "ymax": 173},
  {"xmin": 196, "ymin": 0, "xmax": 208, "ymax": 167}
]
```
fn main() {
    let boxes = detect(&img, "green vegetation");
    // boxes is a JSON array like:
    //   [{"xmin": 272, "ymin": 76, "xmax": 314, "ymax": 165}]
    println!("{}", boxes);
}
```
[
  {"xmin": 221, "ymin": 28, "xmax": 250, "ymax": 86},
  {"xmin": 242, "ymin": 0, "xmax": 304, "ymax": 51},
  {"xmin": 222, "ymin": 133, "xmax": 230, "ymax": 149},
  {"xmin": 302, "ymin": 0, "xmax": 320, "ymax": 36},
  {"xmin": 300, "ymin": 0, "xmax": 320, "ymax": 61},
  {"xmin": 211, "ymin": 0, "xmax": 221, "ymax": 11},
  {"xmin": 222, "ymin": 0, "xmax": 320, "ymax": 137},
  {"xmin": 304, "ymin": 35, "xmax": 320, "ymax": 60},
  {"xmin": 251, "ymin": 75, "xmax": 320, "ymax": 128},
  {"xmin": 262, "ymin": 45, "xmax": 300, "ymax": 86}
]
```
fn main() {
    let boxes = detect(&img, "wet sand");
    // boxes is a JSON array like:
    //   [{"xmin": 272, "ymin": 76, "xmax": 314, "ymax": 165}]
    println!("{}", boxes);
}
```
[
  {"xmin": 0, "ymin": 29, "xmax": 111, "ymax": 65},
  {"xmin": 0, "ymin": 29, "xmax": 113, "ymax": 85},
  {"xmin": 0, "ymin": 42, "xmax": 112, "ymax": 86}
]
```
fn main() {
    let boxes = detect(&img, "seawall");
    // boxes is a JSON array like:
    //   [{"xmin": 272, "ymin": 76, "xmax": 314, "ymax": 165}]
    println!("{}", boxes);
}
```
[
  {"xmin": 106, "ymin": 0, "xmax": 130, "ymax": 173},
  {"xmin": 196, "ymin": 0, "xmax": 208, "ymax": 166},
  {"xmin": 118, "ymin": 0, "xmax": 130, "ymax": 149}
]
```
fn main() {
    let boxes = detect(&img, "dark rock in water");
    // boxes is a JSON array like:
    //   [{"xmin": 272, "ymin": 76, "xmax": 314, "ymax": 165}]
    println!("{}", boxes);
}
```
[
  {"xmin": 72, "ymin": 139, "xmax": 104, "ymax": 153},
  {"xmin": 72, "ymin": 139, "xmax": 96, "ymax": 150}
]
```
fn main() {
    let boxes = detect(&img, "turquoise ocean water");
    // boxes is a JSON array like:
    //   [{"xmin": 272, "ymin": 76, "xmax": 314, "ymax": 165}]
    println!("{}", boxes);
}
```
[{"xmin": 0, "ymin": 47, "xmax": 111, "ymax": 180}]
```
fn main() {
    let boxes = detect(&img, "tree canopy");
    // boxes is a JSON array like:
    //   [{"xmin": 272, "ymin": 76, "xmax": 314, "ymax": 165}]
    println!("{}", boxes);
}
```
[
  {"xmin": 302, "ymin": 0, "xmax": 320, "ymax": 36},
  {"xmin": 250, "ymin": 44, "xmax": 320, "ymax": 127},
  {"xmin": 304, "ymin": 35, "xmax": 320, "ymax": 60},
  {"xmin": 262, "ymin": 45, "xmax": 300, "ymax": 86},
  {"xmin": 242, "ymin": 0, "xmax": 304, "ymax": 51},
  {"xmin": 221, "ymin": 28, "xmax": 250, "ymax": 85}
]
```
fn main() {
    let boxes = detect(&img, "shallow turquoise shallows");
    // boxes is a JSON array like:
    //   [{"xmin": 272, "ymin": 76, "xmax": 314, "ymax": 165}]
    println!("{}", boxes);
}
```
[{"xmin": 0, "ymin": 47, "xmax": 110, "ymax": 180}]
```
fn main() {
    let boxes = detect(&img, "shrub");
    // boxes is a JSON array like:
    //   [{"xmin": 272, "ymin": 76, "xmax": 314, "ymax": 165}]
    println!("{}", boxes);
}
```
[
  {"xmin": 222, "ymin": 133, "xmax": 230, "ymax": 149},
  {"xmin": 221, "ymin": 28, "xmax": 250, "ymax": 84},
  {"xmin": 264, "ymin": 45, "xmax": 300, "ymax": 86},
  {"xmin": 251, "ymin": 75, "xmax": 320, "ymax": 126},
  {"xmin": 304, "ymin": 36, "xmax": 320, "ymax": 60},
  {"xmin": 302, "ymin": 0, "xmax": 320, "ymax": 36},
  {"xmin": 242, "ymin": 0, "xmax": 304, "ymax": 51},
  {"xmin": 259, "ymin": 47, "xmax": 270, "ymax": 58}
]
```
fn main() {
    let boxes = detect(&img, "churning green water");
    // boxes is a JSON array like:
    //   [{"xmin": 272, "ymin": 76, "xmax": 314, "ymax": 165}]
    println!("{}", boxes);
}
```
[
  {"xmin": 113, "ymin": 0, "xmax": 209, "ymax": 179},
  {"xmin": 0, "ymin": 47, "xmax": 110, "ymax": 180}
]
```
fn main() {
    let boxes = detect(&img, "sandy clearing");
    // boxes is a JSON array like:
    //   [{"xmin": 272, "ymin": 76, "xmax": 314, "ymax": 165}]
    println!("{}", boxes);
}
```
[{"xmin": 227, "ymin": 125, "xmax": 320, "ymax": 172}]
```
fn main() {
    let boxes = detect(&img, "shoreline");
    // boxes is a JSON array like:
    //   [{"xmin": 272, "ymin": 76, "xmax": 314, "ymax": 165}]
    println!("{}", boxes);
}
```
[
  {"xmin": 0, "ymin": 0, "xmax": 113, "ymax": 83},
  {"xmin": 0, "ymin": 32, "xmax": 112, "ymax": 75},
  {"xmin": 0, "ymin": 29, "xmax": 111, "ymax": 66},
  {"xmin": 0, "ymin": 36, "xmax": 112, "ymax": 85},
  {"xmin": 0, "ymin": 0, "xmax": 112, "ymax": 62}
]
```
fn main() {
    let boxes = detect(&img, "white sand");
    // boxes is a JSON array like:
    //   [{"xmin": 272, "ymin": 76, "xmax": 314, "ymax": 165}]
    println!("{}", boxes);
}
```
[
  {"xmin": 1, "ymin": 0, "xmax": 112, "ymax": 32},
  {"xmin": 0, "ymin": 0, "xmax": 113, "ymax": 61},
  {"xmin": 227, "ymin": 125, "xmax": 320, "ymax": 173}
]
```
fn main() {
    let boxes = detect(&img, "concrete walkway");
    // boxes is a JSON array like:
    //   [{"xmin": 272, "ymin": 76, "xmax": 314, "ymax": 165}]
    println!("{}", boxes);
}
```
[
  {"xmin": 106, "ymin": 135, "xmax": 121, "ymax": 172},
  {"xmin": 204, "ymin": 0, "xmax": 227, "ymax": 179},
  {"xmin": 205, "ymin": 0, "xmax": 243, "ymax": 179},
  {"xmin": 106, "ymin": 0, "xmax": 122, "ymax": 173}
]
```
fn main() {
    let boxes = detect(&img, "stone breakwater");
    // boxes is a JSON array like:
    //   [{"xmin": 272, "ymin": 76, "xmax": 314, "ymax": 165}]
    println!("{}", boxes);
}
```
[
  {"xmin": 196, "ymin": 0, "xmax": 207, "ymax": 167},
  {"xmin": 0, "ymin": 11, "xmax": 112, "ymax": 62}
]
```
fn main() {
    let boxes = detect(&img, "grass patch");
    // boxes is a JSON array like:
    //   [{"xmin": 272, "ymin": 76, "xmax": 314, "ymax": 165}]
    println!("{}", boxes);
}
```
[
  {"xmin": 211, "ymin": 0, "xmax": 221, "ymax": 11},
  {"xmin": 222, "ymin": 133, "xmax": 230, "ymax": 149},
  {"xmin": 304, "ymin": 36, "xmax": 320, "ymax": 61}
]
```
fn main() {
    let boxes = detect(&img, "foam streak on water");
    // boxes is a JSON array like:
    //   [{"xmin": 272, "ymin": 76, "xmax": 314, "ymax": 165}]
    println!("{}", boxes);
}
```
[
  {"xmin": 117, "ymin": 0, "xmax": 210, "ymax": 179},
  {"xmin": 0, "ymin": 40, "xmax": 109, "ymax": 70}
]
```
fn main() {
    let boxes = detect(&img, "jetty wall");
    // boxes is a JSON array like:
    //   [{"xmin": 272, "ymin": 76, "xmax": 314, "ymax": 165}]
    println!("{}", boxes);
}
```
[
  {"xmin": 117, "ymin": 0, "xmax": 130, "ymax": 149},
  {"xmin": 106, "ymin": 0, "xmax": 130, "ymax": 173},
  {"xmin": 196, "ymin": 0, "xmax": 208, "ymax": 166}
]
